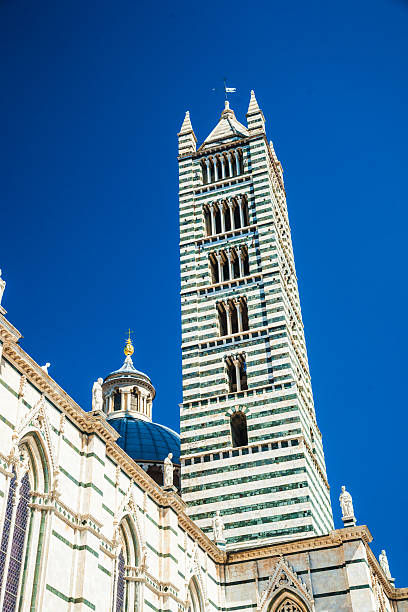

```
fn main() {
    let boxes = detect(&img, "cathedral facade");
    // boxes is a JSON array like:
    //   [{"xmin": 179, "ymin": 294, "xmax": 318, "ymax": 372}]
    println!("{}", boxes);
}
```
[{"xmin": 0, "ymin": 93, "xmax": 406, "ymax": 611}]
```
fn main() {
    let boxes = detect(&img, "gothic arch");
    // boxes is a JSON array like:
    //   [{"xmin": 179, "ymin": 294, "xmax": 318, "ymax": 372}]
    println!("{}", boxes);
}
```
[
  {"xmin": 267, "ymin": 591, "xmax": 311, "ymax": 612},
  {"xmin": 184, "ymin": 544, "xmax": 208, "ymax": 612},
  {"xmin": 114, "ymin": 483, "xmax": 146, "ymax": 562},
  {"xmin": 0, "ymin": 428, "xmax": 52, "ymax": 611},
  {"xmin": 112, "ymin": 515, "xmax": 142, "ymax": 612},
  {"xmin": 186, "ymin": 576, "xmax": 205, "ymax": 612},
  {"xmin": 258, "ymin": 557, "xmax": 314, "ymax": 612}
]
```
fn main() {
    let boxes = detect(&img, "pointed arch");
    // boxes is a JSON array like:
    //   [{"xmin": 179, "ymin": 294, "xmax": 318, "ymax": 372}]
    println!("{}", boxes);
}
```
[
  {"xmin": 112, "ymin": 512, "xmax": 143, "ymax": 612},
  {"xmin": 258, "ymin": 557, "xmax": 314, "ymax": 612},
  {"xmin": 114, "ymin": 484, "xmax": 145, "ymax": 562},
  {"xmin": 0, "ymin": 428, "xmax": 52, "ymax": 612},
  {"xmin": 187, "ymin": 576, "xmax": 205, "ymax": 612},
  {"xmin": 267, "ymin": 591, "xmax": 311, "ymax": 612}
]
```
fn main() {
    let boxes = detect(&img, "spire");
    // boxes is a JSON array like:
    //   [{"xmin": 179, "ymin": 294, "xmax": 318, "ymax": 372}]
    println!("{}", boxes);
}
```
[
  {"xmin": 178, "ymin": 111, "xmax": 193, "ymax": 135},
  {"xmin": 178, "ymin": 111, "xmax": 197, "ymax": 155},
  {"xmin": 246, "ymin": 90, "xmax": 265, "ymax": 134}
]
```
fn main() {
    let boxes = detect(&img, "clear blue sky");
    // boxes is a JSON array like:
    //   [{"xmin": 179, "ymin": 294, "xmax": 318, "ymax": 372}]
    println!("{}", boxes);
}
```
[{"xmin": 1, "ymin": 0, "xmax": 407, "ymax": 582}]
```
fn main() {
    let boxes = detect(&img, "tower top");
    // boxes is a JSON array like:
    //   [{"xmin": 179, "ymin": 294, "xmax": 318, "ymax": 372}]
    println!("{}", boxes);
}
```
[{"xmin": 200, "ymin": 101, "xmax": 249, "ymax": 150}]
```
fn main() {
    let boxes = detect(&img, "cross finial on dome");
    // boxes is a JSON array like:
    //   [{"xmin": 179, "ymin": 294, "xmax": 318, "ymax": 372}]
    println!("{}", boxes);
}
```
[{"xmin": 124, "ymin": 329, "xmax": 134, "ymax": 357}]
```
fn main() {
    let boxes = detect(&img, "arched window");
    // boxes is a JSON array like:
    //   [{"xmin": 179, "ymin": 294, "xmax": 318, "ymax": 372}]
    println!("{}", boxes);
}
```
[
  {"xmin": 230, "ymin": 412, "xmax": 248, "ymax": 448},
  {"xmin": 226, "ymin": 353, "xmax": 248, "ymax": 392},
  {"xmin": 113, "ymin": 517, "xmax": 140, "ymax": 611},
  {"xmin": 187, "ymin": 577, "xmax": 204, "ymax": 612},
  {"xmin": 0, "ymin": 434, "xmax": 49, "ymax": 611},
  {"xmin": 267, "ymin": 592, "xmax": 311, "ymax": 612}
]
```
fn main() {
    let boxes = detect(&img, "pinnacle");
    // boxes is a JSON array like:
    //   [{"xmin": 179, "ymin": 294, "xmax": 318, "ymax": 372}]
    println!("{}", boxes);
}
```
[
  {"xmin": 179, "ymin": 111, "xmax": 194, "ymax": 134},
  {"xmin": 247, "ymin": 90, "xmax": 261, "ymax": 115}
]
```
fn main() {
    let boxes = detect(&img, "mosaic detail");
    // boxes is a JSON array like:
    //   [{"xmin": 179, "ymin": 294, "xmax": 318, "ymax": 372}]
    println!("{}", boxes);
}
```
[
  {"xmin": 116, "ymin": 550, "xmax": 125, "ymax": 612},
  {"xmin": 3, "ymin": 472, "xmax": 30, "ymax": 611},
  {"xmin": 0, "ymin": 472, "xmax": 17, "ymax": 592}
]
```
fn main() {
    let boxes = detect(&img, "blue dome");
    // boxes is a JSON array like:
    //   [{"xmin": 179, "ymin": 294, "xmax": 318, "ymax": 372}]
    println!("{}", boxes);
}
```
[{"xmin": 109, "ymin": 416, "xmax": 180, "ymax": 464}]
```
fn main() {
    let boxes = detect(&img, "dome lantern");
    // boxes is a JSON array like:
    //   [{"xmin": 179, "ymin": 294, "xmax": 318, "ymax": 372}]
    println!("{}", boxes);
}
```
[{"xmin": 102, "ymin": 334, "xmax": 155, "ymax": 422}]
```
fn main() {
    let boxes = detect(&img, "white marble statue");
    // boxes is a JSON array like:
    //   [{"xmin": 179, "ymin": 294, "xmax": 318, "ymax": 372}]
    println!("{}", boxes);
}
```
[
  {"xmin": 41, "ymin": 363, "xmax": 51, "ymax": 374},
  {"xmin": 212, "ymin": 510, "xmax": 225, "ymax": 542},
  {"xmin": 92, "ymin": 378, "xmax": 104, "ymax": 411},
  {"xmin": 379, "ymin": 550, "xmax": 392, "ymax": 579},
  {"xmin": 0, "ymin": 269, "xmax": 5, "ymax": 306},
  {"xmin": 339, "ymin": 485, "xmax": 354, "ymax": 518},
  {"xmin": 164, "ymin": 453, "xmax": 174, "ymax": 487}
]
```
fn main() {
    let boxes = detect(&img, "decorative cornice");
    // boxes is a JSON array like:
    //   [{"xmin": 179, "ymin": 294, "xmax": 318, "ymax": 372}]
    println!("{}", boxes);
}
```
[{"xmin": 226, "ymin": 526, "xmax": 373, "ymax": 564}]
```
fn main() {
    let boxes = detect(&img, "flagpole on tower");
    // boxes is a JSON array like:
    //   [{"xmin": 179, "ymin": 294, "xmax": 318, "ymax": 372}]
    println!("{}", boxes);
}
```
[{"xmin": 223, "ymin": 78, "xmax": 237, "ymax": 101}]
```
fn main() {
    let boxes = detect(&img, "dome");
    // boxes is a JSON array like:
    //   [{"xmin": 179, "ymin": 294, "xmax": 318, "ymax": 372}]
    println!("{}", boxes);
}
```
[{"xmin": 109, "ymin": 415, "xmax": 180, "ymax": 464}]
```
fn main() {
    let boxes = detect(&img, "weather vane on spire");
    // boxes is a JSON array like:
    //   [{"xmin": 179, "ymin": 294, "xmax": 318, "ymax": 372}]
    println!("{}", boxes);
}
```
[
  {"xmin": 124, "ymin": 329, "xmax": 134, "ymax": 357},
  {"xmin": 212, "ymin": 78, "xmax": 237, "ymax": 101},
  {"xmin": 223, "ymin": 77, "xmax": 237, "ymax": 101}
]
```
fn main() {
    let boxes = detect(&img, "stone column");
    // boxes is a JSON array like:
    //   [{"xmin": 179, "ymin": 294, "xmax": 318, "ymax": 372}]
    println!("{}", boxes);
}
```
[
  {"xmin": 225, "ymin": 302, "xmax": 232, "ymax": 336},
  {"xmin": 235, "ymin": 299, "xmax": 243, "ymax": 332},
  {"xmin": 237, "ymin": 196, "xmax": 245, "ymax": 228},
  {"xmin": 227, "ymin": 250, "xmax": 233, "ymax": 280},
  {"xmin": 213, "ymin": 156, "xmax": 219, "ymax": 182},
  {"xmin": 216, "ymin": 253, "xmax": 223, "ymax": 283},
  {"xmin": 238, "ymin": 249, "xmax": 244, "ymax": 278},
  {"xmin": 205, "ymin": 158, "xmax": 211, "ymax": 183},
  {"xmin": 209, "ymin": 203, "xmax": 216, "ymax": 235},
  {"xmin": 233, "ymin": 357, "xmax": 241, "ymax": 392},
  {"xmin": 227, "ymin": 152, "xmax": 233, "ymax": 176},
  {"xmin": 221, "ymin": 155, "xmax": 226, "ymax": 179},
  {"xmin": 220, "ymin": 201, "xmax": 226, "ymax": 233},
  {"xmin": 228, "ymin": 200, "xmax": 235, "ymax": 230},
  {"xmin": 234, "ymin": 150, "xmax": 241, "ymax": 175}
]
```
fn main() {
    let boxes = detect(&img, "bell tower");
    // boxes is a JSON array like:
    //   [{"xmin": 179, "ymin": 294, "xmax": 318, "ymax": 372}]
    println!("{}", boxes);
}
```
[{"xmin": 178, "ymin": 92, "xmax": 334, "ymax": 550}]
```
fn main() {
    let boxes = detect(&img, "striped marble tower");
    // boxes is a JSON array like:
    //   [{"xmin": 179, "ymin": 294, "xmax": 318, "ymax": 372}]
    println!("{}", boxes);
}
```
[{"xmin": 178, "ymin": 92, "xmax": 334, "ymax": 550}]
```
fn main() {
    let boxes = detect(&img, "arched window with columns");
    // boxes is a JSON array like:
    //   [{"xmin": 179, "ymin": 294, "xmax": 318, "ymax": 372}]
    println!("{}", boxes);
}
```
[
  {"xmin": 217, "ymin": 298, "xmax": 249, "ymax": 336},
  {"xmin": 225, "ymin": 353, "xmax": 248, "ymax": 392},
  {"xmin": 204, "ymin": 196, "xmax": 249, "ymax": 236},
  {"xmin": 209, "ymin": 246, "xmax": 250, "ymax": 285},
  {"xmin": 201, "ymin": 149, "xmax": 244, "ymax": 185},
  {"xmin": 0, "ymin": 432, "xmax": 50, "ymax": 611},
  {"xmin": 112, "ymin": 516, "xmax": 140, "ymax": 612}
]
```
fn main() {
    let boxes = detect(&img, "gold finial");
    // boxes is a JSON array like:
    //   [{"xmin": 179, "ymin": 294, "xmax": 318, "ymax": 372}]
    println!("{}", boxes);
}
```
[{"xmin": 124, "ymin": 328, "xmax": 134, "ymax": 357}]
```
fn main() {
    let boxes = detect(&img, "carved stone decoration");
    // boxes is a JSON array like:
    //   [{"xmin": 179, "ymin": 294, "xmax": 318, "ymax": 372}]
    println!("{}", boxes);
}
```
[
  {"xmin": 184, "ymin": 542, "xmax": 209, "ymax": 612},
  {"xmin": 212, "ymin": 510, "xmax": 225, "ymax": 543},
  {"xmin": 13, "ymin": 394, "xmax": 58, "ymax": 489},
  {"xmin": 113, "ymin": 481, "xmax": 146, "ymax": 567},
  {"xmin": 92, "ymin": 377, "xmax": 104, "ymax": 411},
  {"xmin": 18, "ymin": 375, "xmax": 27, "ymax": 399},
  {"xmin": 257, "ymin": 556, "xmax": 314, "ymax": 612},
  {"xmin": 339, "ymin": 485, "xmax": 354, "ymax": 518},
  {"xmin": 163, "ymin": 453, "xmax": 174, "ymax": 488},
  {"xmin": 379, "ymin": 550, "xmax": 392, "ymax": 580}
]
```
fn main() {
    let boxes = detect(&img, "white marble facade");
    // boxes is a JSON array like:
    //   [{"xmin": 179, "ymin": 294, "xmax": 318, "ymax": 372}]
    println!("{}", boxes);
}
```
[{"xmin": 0, "ymin": 311, "xmax": 407, "ymax": 611}]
